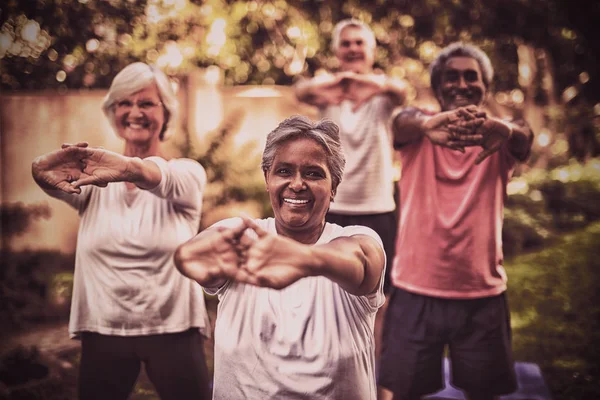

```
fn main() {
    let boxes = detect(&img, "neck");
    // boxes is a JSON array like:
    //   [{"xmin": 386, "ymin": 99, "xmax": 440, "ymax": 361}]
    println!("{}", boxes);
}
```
[
  {"xmin": 123, "ymin": 139, "xmax": 162, "ymax": 159},
  {"xmin": 276, "ymin": 221, "xmax": 325, "ymax": 245}
]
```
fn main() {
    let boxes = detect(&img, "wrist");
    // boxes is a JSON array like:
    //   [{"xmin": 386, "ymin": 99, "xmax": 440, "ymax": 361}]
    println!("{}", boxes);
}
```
[
  {"xmin": 305, "ymin": 246, "xmax": 325, "ymax": 277},
  {"xmin": 125, "ymin": 156, "xmax": 144, "ymax": 183}
]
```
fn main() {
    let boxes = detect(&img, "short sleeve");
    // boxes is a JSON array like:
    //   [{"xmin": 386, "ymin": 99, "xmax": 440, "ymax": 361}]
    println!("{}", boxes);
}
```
[
  {"xmin": 338, "ymin": 225, "xmax": 387, "ymax": 311},
  {"xmin": 147, "ymin": 157, "xmax": 206, "ymax": 214}
]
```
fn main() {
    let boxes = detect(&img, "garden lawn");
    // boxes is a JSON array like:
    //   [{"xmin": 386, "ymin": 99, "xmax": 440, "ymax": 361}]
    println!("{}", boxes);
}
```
[{"xmin": 506, "ymin": 222, "xmax": 600, "ymax": 400}]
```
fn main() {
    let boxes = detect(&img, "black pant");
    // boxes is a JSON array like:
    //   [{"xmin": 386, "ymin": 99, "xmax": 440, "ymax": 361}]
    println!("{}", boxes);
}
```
[{"xmin": 79, "ymin": 329, "xmax": 211, "ymax": 400}]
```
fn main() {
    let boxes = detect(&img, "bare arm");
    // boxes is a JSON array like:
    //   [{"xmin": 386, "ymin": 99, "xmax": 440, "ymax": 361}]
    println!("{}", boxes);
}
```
[
  {"xmin": 32, "ymin": 144, "xmax": 89, "ymax": 194},
  {"xmin": 241, "ymin": 217, "xmax": 385, "ymax": 296},
  {"xmin": 391, "ymin": 107, "xmax": 430, "ymax": 148},
  {"xmin": 392, "ymin": 107, "xmax": 485, "ymax": 151},
  {"xmin": 451, "ymin": 116, "xmax": 534, "ymax": 164},
  {"xmin": 173, "ymin": 222, "xmax": 250, "ymax": 289},
  {"xmin": 294, "ymin": 73, "xmax": 349, "ymax": 107},
  {"xmin": 70, "ymin": 147, "xmax": 162, "ymax": 190},
  {"xmin": 310, "ymin": 234, "xmax": 384, "ymax": 296},
  {"xmin": 506, "ymin": 119, "xmax": 534, "ymax": 161},
  {"xmin": 348, "ymin": 73, "xmax": 407, "ymax": 109}
]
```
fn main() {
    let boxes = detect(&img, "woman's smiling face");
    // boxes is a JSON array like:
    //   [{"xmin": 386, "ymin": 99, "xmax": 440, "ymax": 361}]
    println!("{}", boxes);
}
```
[
  {"xmin": 265, "ymin": 137, "xmax": 334, "ymax": 244},
  {"xmin": 113, "ymin": 83, "xmax": 165, "ymax": 144}
]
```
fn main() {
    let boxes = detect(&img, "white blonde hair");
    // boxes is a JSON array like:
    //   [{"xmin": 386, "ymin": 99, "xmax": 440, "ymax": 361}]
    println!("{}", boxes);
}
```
[
  {"xmin": 330, "ymin": 19, "xmax": 376, "ymax": 55},
  {"xmin": 102, "ymin": 62, "xmax": 179, "ymax": 141}
]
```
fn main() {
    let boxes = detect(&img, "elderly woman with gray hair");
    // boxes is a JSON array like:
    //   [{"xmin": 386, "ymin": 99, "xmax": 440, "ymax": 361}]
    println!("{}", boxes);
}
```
[
  {"xmin": 174, "ymin": 115, "xmax": 386, "ymax": 400},
  {"xmin": 31, "ymin": 62, "xmax": 211, "ymax": 400}
]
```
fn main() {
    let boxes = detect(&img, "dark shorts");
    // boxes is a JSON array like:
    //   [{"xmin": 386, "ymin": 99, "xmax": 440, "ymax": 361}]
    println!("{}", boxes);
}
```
[
  {"xmin": 326, "ymin": 211, "xmax": 397, "ymax": 294},
  {"xmin": 79, "ymin": 329, "xmax": 211, "ymax": 400},
  {"xmin": 378, "ymin": 287, "xmax": 517, "ymax": 398}
]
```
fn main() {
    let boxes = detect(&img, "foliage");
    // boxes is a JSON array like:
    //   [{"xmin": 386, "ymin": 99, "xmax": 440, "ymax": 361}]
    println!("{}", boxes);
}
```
[
  {"xmin": 503, "ymin": 158, "xmax": 600, "ymax": 256},
  {"xmin": 1, "ymin": 0, "xmax": 598, "ymax": 104},
  {"xmin": 506, "ymin": 221, "xmax": 600, "ymax": 400},
  {"xmin": 0, "ymin": 202, "xmax": 51, "ymax": 247},
  {"xmin": 177, "ymin": 107, "xmax": 272, "ymax": 228},
  {"xmin": 0, "ymin": 250, "xmax": 74, "ymax": 336}
]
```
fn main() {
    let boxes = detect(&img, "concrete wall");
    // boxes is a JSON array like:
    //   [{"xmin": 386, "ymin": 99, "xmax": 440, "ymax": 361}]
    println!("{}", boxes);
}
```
[{"xmin": 0, "ymin": 78, "xmax": 316, "ymax": 252}]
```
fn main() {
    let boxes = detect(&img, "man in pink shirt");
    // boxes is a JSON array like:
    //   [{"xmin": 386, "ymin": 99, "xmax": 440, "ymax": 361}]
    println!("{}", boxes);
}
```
[{"xmin": 377, "ymin": 43, "xmax": 534, "ymax": 400}]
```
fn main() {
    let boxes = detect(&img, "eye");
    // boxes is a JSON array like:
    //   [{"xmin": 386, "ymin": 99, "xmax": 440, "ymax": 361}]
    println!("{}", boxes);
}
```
[
  {"xmin": 117, "ymin": 100, "xmax": 133, "ymax": 108},
  {"xmin": 444, "ymin": 71, "xmax": 459, "ymax": 82},
  {"xmin": 305, "ymin": 170, "xmax": 325, "ymax": 179},
  {"xmin": 341, "ymin": 41, "xmax": 351, "ymax": 48},
  {"xmin": 355, "ymin": 40, "xmax": 363, "ymax": 46},
  {"xmin": 139, "ymin": 101, "xmax": 157, "ymax": 109},
  {"xmin": 464, "ymin": 71, "xmax": 479, "ymax": 82},
  {"xmin": 275, "ymin": 168, "xmax": 290, "ymax": 175}
]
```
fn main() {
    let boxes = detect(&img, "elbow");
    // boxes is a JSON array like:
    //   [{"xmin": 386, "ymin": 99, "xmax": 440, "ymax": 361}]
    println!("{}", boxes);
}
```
[{"xmin": 173, "ymin": 245, "xmax": 190, "ymax": 278}]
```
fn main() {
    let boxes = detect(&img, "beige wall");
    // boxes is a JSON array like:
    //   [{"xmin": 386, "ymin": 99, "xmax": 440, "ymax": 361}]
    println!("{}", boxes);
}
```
[{"xmin": 1, "ymin": 80, "xmax": 316, "ymax": 253}]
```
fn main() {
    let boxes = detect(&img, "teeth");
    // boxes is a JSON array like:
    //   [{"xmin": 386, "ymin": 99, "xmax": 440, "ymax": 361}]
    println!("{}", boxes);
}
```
[
  {"xmin": 284, "ymin": 198, "xmax": 309, "ymax": 204},
  {"xmin": 126, "ymin": 122, "xmax": 148, "ymax": 129}
]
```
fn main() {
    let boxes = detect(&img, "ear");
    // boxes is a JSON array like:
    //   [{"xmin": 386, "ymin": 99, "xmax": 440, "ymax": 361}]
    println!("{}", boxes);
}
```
[
  {"xmin": 330, "ymin": 189, "xmax": 335, "ymax": 202},
  {"xmin": 263, "ymin": 169, "xmax": 269, "ymax": 191}
]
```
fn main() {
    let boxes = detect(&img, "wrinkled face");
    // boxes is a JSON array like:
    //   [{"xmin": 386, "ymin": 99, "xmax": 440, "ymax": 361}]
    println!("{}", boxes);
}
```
[
  {"xmin": 113, "ymin": 83, "xmax": 166, "ymax": 144},
  {"xmin": 437, "ymin": 56, "xmax": 487, "ymax": 111},
  {"xmin": 335, "ymin": 26, "xmax": 374, "ymax": 74},
  {"xmin": 265, "ymin": 137, "xmax": 334, "ymax": 242}
]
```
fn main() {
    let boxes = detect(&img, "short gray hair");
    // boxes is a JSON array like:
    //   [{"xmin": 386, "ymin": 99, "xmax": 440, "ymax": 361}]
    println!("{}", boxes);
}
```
[
  {"xmin": 429, "ymin": 42, "xmax": 494, "ymax": 93},
  {"xmin": 330, "ymin": 19, "xmax": 376, "ymax": 55},
  {"xmin": 102, "ymin": 62, "xmax": 179, "ymax": 141},
  {"xmin": 262, "ymin": 116, "xmax": 345, "ymax": 194}
]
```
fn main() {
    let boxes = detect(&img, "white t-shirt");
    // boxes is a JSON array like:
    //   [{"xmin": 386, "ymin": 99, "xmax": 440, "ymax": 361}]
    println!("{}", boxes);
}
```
[
  {"xmin": 321, "ymin": 95, "xmax": 396, "ymax": 215},
  {"xmin": 45, "ymin": 157, "xmax": 210, "ymax": 338},
  {"xmin": 205, "ymin": 218, "xmax": 386, "ymax": 400}
]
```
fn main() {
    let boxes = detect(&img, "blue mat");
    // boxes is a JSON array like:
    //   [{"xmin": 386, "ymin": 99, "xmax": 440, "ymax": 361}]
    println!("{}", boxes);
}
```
[{"xmin": 423, "ymin": 359, "xmax": 553, "ymax": 400}]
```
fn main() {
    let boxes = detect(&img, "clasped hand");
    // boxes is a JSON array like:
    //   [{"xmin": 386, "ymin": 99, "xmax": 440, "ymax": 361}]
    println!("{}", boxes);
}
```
[
  {"xmin": 311, "ymin": 72, "xmax": 390, "ymax": 111},
  {"xmin": 424, "ymin": 106, "xmax": 512, "ymax": 164},
  {"xmin": 32, "ymin": 142, "xmax": 134, "ymax": 194},
  {"xmin": 176, "ymin": 215, "xmax": 313, "ymax": 290}
]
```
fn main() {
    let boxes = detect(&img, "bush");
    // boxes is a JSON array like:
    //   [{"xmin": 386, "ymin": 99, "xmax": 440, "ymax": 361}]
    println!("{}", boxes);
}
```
[
  {"xmin": 0, "ymin": 250, "xmax": 75, "ymax": 336},
  {"xmin": 506, "ymin": 222, "xmax": 600, "ymax": 400},
  {"xmin": 503, "ymin": 159, "xmax": 600, "ymax": 256}
]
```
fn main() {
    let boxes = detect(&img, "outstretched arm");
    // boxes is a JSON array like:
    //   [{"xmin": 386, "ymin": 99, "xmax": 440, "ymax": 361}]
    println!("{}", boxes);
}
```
[
  {"xmin": 450, "ymin": 115, "xmax": 534, "ymax": 164},
  {"xmin": 32, "ymin": 143, "xmax": 90, "ymax": 194},
  {"xmin": 392, "ymin": 106, "xmax": 485, "ymax": 151},
  {"xmin": 70, "ymin": 147, "xmax": 162, "ymax": 190},
  {"xmin": 174, "ymin": 221, "xmax": 251, "ymax": 289},
  {"xmin": 240, "ymin": 217, "xmax": 385, "ymax": 296},
  {"xmin": 506, "ymin": 119, "xmax": 534, "ymax": 162},
  {"xmin": 294, "ymin": 72, "xmax": 350, "ymax": 108},
  {"xmin": 346, "ymin": 73, "xmax": 408, "ymax": 110}
]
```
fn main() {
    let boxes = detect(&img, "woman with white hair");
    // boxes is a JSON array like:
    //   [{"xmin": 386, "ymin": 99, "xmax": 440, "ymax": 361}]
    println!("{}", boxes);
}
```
[
  {"xmin": 174, "ymin": 115, "xmax": 387, "ymax": 400},
  {"xmin": 31, "ymin": 62, "xmax": 211, "ymax": 400}
]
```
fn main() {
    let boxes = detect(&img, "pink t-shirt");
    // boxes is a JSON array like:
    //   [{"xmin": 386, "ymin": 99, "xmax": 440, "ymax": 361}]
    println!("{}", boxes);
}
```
[{"xmin": 391, "ymin": 137, "xmax": 515, "ymax": 299}]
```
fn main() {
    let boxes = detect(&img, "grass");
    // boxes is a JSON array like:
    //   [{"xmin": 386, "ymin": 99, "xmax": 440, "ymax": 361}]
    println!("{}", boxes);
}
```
[{"xmin": 505, "ymin": 222, "xmax": 600, "ymax": 400}]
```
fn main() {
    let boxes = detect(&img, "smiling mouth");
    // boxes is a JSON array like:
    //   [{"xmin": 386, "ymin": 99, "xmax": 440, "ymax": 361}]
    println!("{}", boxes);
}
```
[
  {"xmin": 345, "ymin": 55, "xmax": 364, "ymax": 62},
  {"xmin": 125, "ymin": 121, "xmax": 151, "ymax": 129},
  {"xmin": 283, "ymin": 198, "xmax": 310, "ymax": 205}
]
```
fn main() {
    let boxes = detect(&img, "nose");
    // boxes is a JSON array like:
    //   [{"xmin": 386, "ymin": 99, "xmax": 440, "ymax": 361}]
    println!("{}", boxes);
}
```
[
  {"xmin": 457, "ymin": 75, "xmax": 468, "ymax": 89},
  {"xmin": 129, "ymin": 104, "xmax": 144, "ymax": 117},
  {"xmin": 289, "ymin": 173, "xmax": 306, "ymax": 191}
]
